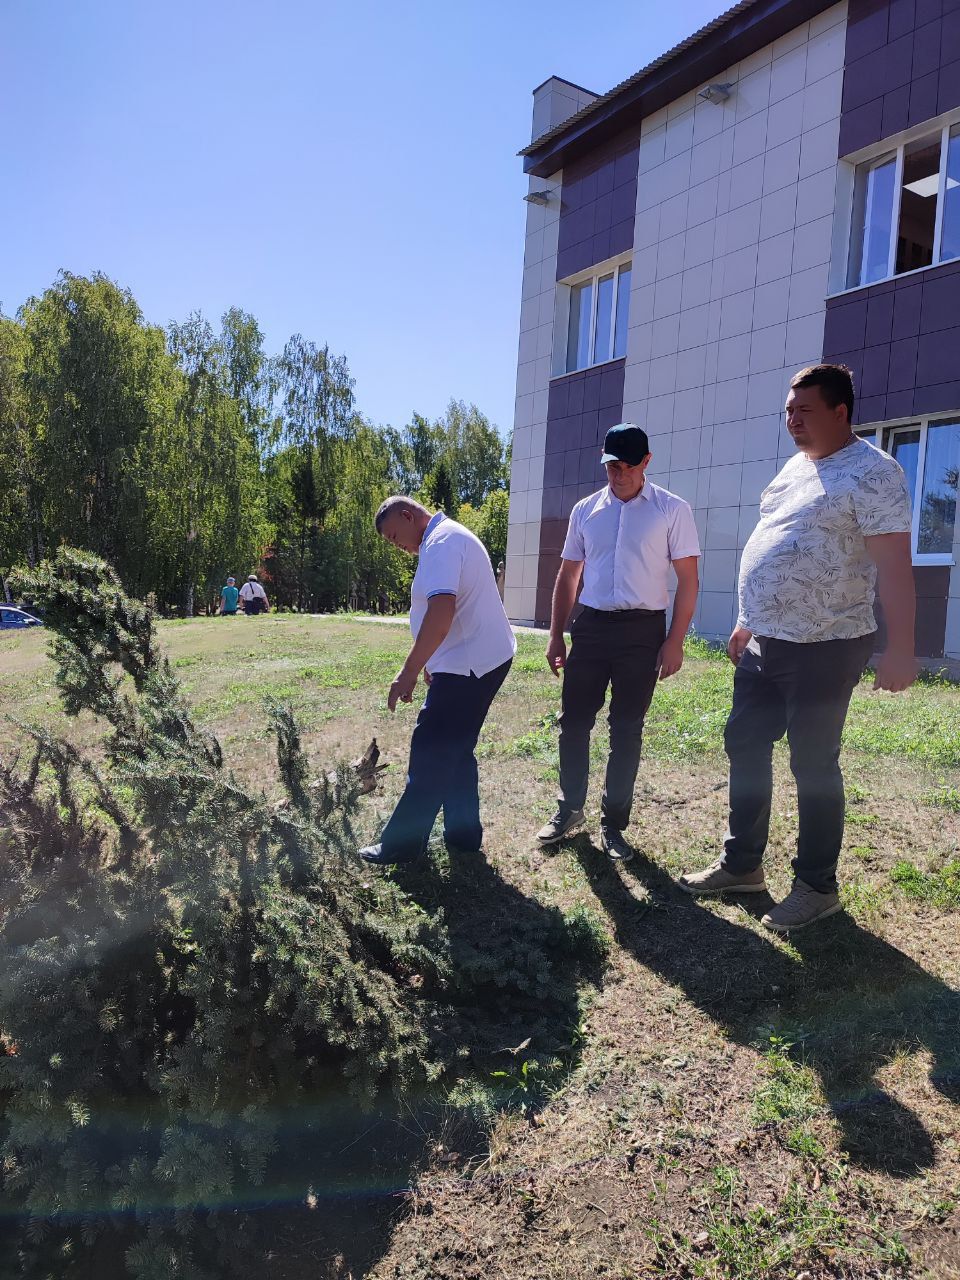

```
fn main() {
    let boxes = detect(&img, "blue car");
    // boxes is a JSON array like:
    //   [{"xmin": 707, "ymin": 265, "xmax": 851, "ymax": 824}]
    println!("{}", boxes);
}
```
[{"xmin": 0, "ymin": 606, "xmax": 43, "ymax": 630}]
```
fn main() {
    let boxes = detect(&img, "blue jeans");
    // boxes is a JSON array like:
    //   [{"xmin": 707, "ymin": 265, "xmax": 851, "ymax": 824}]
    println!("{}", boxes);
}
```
[{"xmin": 379, "ymin": 658, "xmax": 512, "ymax": 860}]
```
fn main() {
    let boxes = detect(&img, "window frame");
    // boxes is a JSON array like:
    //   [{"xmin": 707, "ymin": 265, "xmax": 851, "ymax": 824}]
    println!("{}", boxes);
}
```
[
  {"xmin": 832, "ymin": 108, "xmax": 960, "ymax": 296},
  {"xmin": 856, "ymin": 414, "xmax": 960, "ymax": 565},
  {"xmin": 553, "ymin": 254, "xmax": 632, "ymax": 377}
]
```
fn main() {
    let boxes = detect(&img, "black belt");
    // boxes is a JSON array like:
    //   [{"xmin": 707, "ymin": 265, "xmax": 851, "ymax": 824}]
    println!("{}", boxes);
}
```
[{"xmin": 580, "ymin": 605, "xmax": 665, "ymax": 618}]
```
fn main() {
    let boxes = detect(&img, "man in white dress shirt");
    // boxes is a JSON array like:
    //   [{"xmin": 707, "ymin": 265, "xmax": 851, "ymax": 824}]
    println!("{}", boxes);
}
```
[
  {"xmin": 359, "ymin": 496, "xmax": 517, "ymax": 865},
  {"xmin": 537, "ymin": 424, "xmax": 701, "ymax": 861}
]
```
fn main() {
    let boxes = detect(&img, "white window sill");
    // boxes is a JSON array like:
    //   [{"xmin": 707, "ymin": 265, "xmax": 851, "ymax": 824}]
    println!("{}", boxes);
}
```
[
  {"xmin": 912, "ymin": 555, "xmax": 955, "ymax": 567},
  {"xmin": 551, "ymin": 355, "xmax": 626, "ymax": 380},
  {"xmin": 827, "ymin": 253, "xmax": 960, "ymax": 301}
]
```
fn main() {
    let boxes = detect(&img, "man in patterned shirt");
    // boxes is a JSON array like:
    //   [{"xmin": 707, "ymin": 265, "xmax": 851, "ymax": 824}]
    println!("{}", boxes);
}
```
[{"xmin": 680, "ymin": 364, "xmax": 917, "ymax": 931}]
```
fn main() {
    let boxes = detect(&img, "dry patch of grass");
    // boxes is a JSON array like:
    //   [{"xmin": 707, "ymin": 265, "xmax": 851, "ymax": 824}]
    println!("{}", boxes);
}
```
[{"xmin": 2, "ymin": 616, "xmax": 958, "ymax": 1279}]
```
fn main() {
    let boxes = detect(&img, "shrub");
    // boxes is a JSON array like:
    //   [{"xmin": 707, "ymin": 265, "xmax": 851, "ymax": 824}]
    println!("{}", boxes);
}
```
[{"xmin": 0, "ymin": 549, "xmax": 449, "ymax": 1277}]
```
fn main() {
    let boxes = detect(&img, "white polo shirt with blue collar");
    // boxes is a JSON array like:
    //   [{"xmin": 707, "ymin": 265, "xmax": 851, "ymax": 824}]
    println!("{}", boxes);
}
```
[
  {"xmin": 561, "ymin": 482, "xmax": 700, "ymax": 610},
  {"xmin": 411, "ymin": 512, "xmax": 517, "ymax": 676}
]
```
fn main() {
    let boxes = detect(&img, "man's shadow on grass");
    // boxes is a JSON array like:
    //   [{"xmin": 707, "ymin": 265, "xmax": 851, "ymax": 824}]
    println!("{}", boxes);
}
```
[
  {"xmin": 249, "ymin": 846, "xmax": 601, "ymax": 1279},
  {"xmin": 571, "ymin": 838, "xmax": 960, "ymax": 1177}
]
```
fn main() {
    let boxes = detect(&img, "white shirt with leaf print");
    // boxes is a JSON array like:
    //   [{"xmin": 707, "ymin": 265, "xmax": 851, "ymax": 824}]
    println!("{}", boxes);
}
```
[{"xmin": 737, "ymin": 437, "xmax": 912, "ymax": 643}]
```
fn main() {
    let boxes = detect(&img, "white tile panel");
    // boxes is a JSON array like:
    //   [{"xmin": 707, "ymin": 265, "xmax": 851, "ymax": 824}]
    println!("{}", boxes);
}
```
[
  {"xmin": 715, "ymin": 376, "xmax": 749, "ymax": 423},
  {"xmin": 681, "ymin": 262, "xmax": 713, "ymax": 310},
  {"xmin": 622, "ymin": 359, "xmax": 651, "ymax": 404},
  {"xmin": 795, "ymin": 167, "xmax": 837, "ymax": 226},
  {"xmin": 651, "ymin": 312, "xmax": 681, "ymax": 357},
  {"xmin": 717, "ymin": 331, "xmax": 752, "ymax": 376},
  {"xmin": 760, "ymin": 185, "xmax": 798, "ymax": 240},
  {"xmin": 654, "ymin": 273, "xmax": 684, "ymax": 318},
  {"xmin": 762, "ymin": 136, "xmax": 801, "ymax": 195},
  {"xmin": 749, "ymin": 322, "xmax": 787, "ymax": 373},
  {"xmin": 799, "ymin": 119, "xmax": 841, "ymax": 178},
  {"xmin": 752, "ymin": 278, "xmax": 790, "ymax": 328},
  {"xmin": 664, "ymin": 110, "xmax": 695, "ymax": 158},
  {"xmin": 787, "ymin": 261, "xmax": 830, "ymax": 318},
  {"xmin": 675, "ymin": 385, "xmax": 705, "ymax": 428},
  {"xmin": 722, "ymin": 246, "xmax": 759, "ymax": 295},
  {"xmin": 671, "ymin": 426, "xmax": 703, "ymax": 470},
  {"xmin": 708, "ymin": 462, "xmax": 744, "ymax": 509},
  {"xmin": 705, "ymin": 503, "xmax": 741, "ymax": 549},
  {"xmin": 804, "ymin": 20, "xmax": 846, "ymax": 81},
  {"xmin": 742, "ymin": 414, "xmax": 784, "ymax": 461},
  {"xmin": 801, "ymin": 68, "xmax": 842, "ymax": 132},
  {"xmin": 738, "ymin": 503, "xmax": 762, "ymax": 545},
  {"xmin": 719, "ymin": 290, "xmax": 755, "ymax": 338},
  {"xmin": 728, "ymin": 155, "xmax": 765, "ymax": 208},
  {"xmin": 733, "ymin": 111, "xmax": 768, "ymax": 165},
  {"xmin": 687, "ymin": 176, "xmax": 720, "ymax": 226},
  {"xmin": 668, "ymin": 467, "xmax": 699, "ymax": 506},
  {"xmin": 712, "ymin": 422, "xmax": 746, "ymax": 466},
  {"xmin": 784, "ymin": 312, "xmax": 826, "ymax": 365},
  {"xmin": 649, "ymin": 353, "xmax": 678, "ymax": 396},
  {"xmin": 726, "ymin": 200, "xmax": 763, "ymax": 252},
  {"xmin": 792, "ymin": 214, "xmax": 834, "ymax": 271},
  {"xmin": 770, "ymin": 45, "xmax": 808, "ymax": 100},
  {"xmin": 627, "ymin": 321, "xmax": 654, "ymax": 364},
  {"xmin": 702, "ymin": 547, "xmax": 739, "ymax": 592},
  {"xmin": 679, "ymin": 302, "xmax": 710, "ymax": 349},
  {"xmin": 697, "ymin": 590, "xmax": 736, "ymax": 638},
  {"xmin": 657, "ymin": 232, "xmax": 687, "ymax": 280},
  {"xmin": 740, "ymin": 458, "xmax": 779, "ymax": 503},
  {"xmin": 765, "ymin": 89, "xmax": 805, "ymax": 147},
  {"xmin": 676, "ymin": 343, "xmax": 708, "ymax": 389},
  {"xmin": 661, "ymin": 191, "xmax": 690, "ymax": 235},
  {"xmin": 747, "ymin": 368, "xmax": 789, "ymax": 416},
  {"xmin": 756, "ymin": 229, "xmax": 795, "ymax": 284}
]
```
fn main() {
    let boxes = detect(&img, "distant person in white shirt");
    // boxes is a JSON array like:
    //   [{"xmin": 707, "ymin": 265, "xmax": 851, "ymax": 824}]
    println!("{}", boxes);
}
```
[
  {"xmin": 359, "ymin": 497, "xmax": 517, "ymax": 865},
  {"xmin": 239, "ymin": 574, "xmax": 269, "ymax": 616},
  {"xmin": 681, "ymin": 364, "xmax": 917, "ymax": 931},
  {"xmin": 538, "ymin": 424, "xmax": 701, "ymax": 862}
]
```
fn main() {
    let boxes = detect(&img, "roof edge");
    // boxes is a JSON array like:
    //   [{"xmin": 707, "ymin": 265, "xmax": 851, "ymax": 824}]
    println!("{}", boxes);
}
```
[{"xmin": 519, "ymin": 0, "xmax": 839, "ymax": 176}]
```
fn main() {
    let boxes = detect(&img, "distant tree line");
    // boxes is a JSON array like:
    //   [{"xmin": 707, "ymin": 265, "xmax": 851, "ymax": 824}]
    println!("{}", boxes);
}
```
[{"xmin": 0, "ymin": 271, "xmax": 510, "ymax": 614}]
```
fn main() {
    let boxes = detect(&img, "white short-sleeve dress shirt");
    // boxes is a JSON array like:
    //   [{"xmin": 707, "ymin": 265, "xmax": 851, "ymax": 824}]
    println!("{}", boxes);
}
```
[
  {"xmin": 411, "ymin": 512, "xmax": 517, "ymax": 676},
  {"xmin": 561, "ymin": 482, "xmax": 701, "ymax": 611}
]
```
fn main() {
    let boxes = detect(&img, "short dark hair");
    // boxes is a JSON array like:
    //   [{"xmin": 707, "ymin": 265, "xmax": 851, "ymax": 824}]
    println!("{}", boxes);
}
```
[{"xmin": 789, "ymin": 364, "xmax": 855, "ymax": 425}]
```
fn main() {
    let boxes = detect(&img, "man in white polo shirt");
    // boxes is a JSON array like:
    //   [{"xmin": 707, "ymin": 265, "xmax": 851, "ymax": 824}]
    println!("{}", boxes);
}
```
[
  {"xmin": 537, "ymin": 424, "xmax": 701, "ymax": 861},
  {"xmin": 359, "ymin": 496, "xmax": 516, "ymax": 865}
]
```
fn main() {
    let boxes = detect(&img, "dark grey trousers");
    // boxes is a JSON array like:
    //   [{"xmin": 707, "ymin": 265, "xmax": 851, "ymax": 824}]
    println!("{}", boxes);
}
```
[
  {"xmin": 722, "ymin": 632, "xmax": 875, "ymax": 893},
  {"xmin": 557, "ymin": 606, "xmax": 665, "ymax": 831}
]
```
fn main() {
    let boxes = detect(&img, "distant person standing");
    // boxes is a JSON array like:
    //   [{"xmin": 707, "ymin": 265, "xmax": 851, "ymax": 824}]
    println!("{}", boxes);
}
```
[
  {"xmin": 240, "ymin": 574, "xmax": 270, "ymax": 616},
  {"xmin": 218, "ymin": 576, "xmax": 240, "ymax": 616},
  {"xmin": 680, "ymin": 364, "xmax": 917, "ymax": 931}
]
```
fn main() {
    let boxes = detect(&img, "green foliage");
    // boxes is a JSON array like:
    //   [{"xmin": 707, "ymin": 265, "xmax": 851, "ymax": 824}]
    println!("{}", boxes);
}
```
[
  {"xmin": 0, "ymin": 549, "xmax": 449, "ymax": 1275},
  {"xmin": 3, "ymin": 271, "xmax": 508, "ymax": 618},
  {"xmin": 751, "ymin": 1036, "xmax": 820, "ymax": 1126},
  {"xmin": 889, "ymin": 859, "xmax": 960, "ymax": 909},
  {"xmin": 459, "ymin": 488, "xmax": 509, "ymax": 568}
]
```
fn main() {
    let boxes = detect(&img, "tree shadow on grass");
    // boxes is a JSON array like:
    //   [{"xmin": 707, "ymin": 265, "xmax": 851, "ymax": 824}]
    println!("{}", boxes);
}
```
[
  {"xmin": 219, "ymin": 846, "xmax": 604, "ymax": 1279},
  {"xmin": 571, "ymin": 837, "xmax": 960, "ymax": 1178}
]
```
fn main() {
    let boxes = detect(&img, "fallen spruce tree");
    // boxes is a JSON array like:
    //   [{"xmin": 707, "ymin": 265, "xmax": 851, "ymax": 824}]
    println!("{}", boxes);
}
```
[{"xmin": 0, "ymin": 549, "xmax": 604, "ymax": 1278}]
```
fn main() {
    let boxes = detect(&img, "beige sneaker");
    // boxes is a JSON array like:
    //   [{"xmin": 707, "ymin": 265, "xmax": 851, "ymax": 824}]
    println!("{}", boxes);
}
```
[
  {"xmin": 536, "ymin": 808, "xmax": 585, "ymax": 844},
  {"xmin": 678, "ymin": 859, "xmax": 767, "ymax": 895},
  {"xmin": 761, "ymin": 880, "xmax": 841, "ymax": 932}
]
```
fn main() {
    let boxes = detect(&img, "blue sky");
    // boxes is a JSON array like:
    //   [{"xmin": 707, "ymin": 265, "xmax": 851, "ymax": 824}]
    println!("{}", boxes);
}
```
[{"xmin": 3, "ymin": 0, "xmax": 724, "ymax": 436}]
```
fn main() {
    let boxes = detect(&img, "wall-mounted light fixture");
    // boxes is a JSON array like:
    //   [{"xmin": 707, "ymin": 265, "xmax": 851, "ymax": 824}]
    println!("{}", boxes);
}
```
[
  {"xmin": 523, "ymin": 188, "xmax": 554, "ymax": 205},
  {"xmin": 698, "ymin": 83, "xmax": 733, "ymax": 105}
]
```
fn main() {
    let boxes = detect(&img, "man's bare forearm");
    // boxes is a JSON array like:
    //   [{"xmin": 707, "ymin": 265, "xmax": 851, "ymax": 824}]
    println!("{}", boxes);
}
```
[
  {"xmin": 667, "ymin": 572, "xmax": 698, "ymax": 642},
  {"xmin": 550, "ymin": 573, "xmax": 579, "ymax": 638}
]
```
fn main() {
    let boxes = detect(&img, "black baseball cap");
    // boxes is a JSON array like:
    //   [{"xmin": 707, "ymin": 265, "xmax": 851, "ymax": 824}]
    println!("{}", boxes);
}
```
[{"xmin": 600, "ymin": 423, "xmax": 650, "ymax": 466}]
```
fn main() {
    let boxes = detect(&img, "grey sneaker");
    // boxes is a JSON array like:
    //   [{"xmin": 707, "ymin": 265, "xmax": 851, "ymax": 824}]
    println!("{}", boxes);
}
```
[
  {"xmin": 536, "ymin": 808, "xmax": 585, "ymax": 844},
  {"xmin": 678, "ymin": 859, "xmax": 767, "ymax": 895},
  {"xmin": 762, "ymin": 880, "xmax": 841, "ymax": 932},
  {"xmin": 600, "ymin": 826, "xmax": 634, "ymax": 862}
]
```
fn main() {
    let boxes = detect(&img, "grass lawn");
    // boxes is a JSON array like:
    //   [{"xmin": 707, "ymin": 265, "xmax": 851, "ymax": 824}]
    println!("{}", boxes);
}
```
[{"xmin": 2, "ymin": 615, "xmax": 959, "ymax": 1279}]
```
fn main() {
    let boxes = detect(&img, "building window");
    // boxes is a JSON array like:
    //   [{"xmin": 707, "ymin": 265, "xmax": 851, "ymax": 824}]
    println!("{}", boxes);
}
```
[
  {"xmin": 859, "ymin": 417, "xmax": 960, "ymax": 561},
  {"xmin": 561, "ymin": 259, "xmax": 631, "ymax": 373},
  {"xmin": 846, "ymin": 122, "xmax": 960, "ymax": 289}
]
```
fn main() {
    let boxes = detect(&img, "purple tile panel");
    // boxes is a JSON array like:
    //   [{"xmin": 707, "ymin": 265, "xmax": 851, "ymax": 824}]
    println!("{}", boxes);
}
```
[
  {"xmin": 824, "ymin": 263, "xmax": 960, "ymax": 418},
  {"xmin": 535, "ymin": 359, "xmax": 625, "ymax": 625},
  {"xmin": 556, "ymin": 130, "xmax": 639, "ymax": 281},
  {"xmin": 842, "ymin": 0, "xmax": 960, "ymax": 152}
]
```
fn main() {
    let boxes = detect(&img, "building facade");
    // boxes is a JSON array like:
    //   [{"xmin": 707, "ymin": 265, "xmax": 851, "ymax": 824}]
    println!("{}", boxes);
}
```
[{"xmin": 505, "ymin": 0, "xmax": 960, "ymax": 660}]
